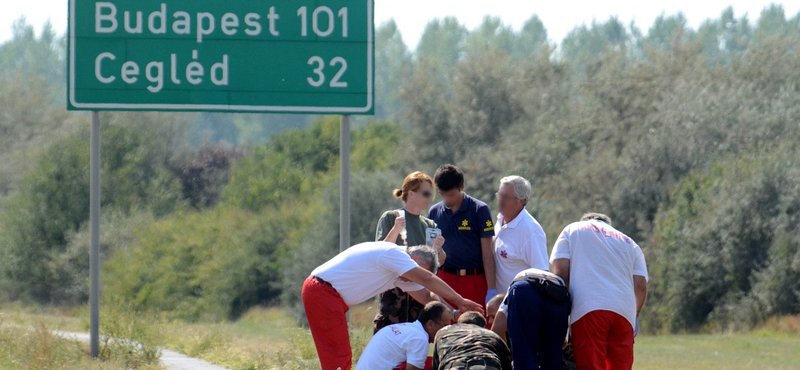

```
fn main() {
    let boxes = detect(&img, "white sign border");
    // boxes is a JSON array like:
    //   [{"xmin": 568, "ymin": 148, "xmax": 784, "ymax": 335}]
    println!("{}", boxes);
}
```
[{"xmin": 68, "ymin": 0, "xmax": 373, "ymax": 113}]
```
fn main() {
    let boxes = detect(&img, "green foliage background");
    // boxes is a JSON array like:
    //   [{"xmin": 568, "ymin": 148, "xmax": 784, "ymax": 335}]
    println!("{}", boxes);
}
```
[{"xmin": 1, "ymin": 6, "xmax": 799, "ymax": 332}]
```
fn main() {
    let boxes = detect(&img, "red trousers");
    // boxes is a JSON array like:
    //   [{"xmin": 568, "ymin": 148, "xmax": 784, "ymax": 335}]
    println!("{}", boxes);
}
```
[
  {"xmin": 437, "ymin": 270, "xmax": 488, "ymax": 313},
  {"xmin": 571, "ymin": 310, "xmax": 634, "ymax": 370},
  {"xmin": 302, "ymin": 276, "xmax": 351, "ymax": 370}
]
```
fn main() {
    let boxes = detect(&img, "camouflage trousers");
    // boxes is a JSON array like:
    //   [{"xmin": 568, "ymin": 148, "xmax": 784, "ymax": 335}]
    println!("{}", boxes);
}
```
[
  {"xmin": 563, "ymin": 342, "xmax": 576, "ymax": 370},
  {"xmin": 442, "ymin": 358, "xmax": 501, "ymax": 370},
  {"xmin": 373, "ymin": 287, "xmax": 425, "ymax": 334}
]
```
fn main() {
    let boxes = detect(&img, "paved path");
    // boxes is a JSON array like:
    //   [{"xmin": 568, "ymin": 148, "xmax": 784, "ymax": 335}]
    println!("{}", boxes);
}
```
[{"xmin": 53, "ymin": 331, "xmax": 231, "ymax": 370}]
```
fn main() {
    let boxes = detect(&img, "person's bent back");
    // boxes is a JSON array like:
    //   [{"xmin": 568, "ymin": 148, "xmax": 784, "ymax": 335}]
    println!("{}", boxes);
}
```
[
  {"xmin": 550, "ymin": 213, "xmax": 648, "ymax": 370},
  {"xmin": 303, "ymin": 241, "xmax": 483, "ymax": 370},
  {"xmin": 432, "ymin": 312, "xmax": 512, "ymax": 370}
]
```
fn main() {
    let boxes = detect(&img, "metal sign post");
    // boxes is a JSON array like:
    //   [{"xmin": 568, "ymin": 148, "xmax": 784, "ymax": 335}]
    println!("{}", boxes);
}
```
[
  {"xmin": 89, "ymin": 111, "xmax": 101, "ymax": 358},
  {"xmin": 339, "ymin": 115, "xmax": 350, "ymax": 254},
  {"xmin": 339, "ymin": 114, "xmax": 350, "ymax": 323}
]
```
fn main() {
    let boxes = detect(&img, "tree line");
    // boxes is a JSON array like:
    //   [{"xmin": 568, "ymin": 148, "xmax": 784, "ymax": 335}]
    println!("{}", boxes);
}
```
[{"xmin": 0, "ymin": 5, "xmax": 799, "ymax": 333}]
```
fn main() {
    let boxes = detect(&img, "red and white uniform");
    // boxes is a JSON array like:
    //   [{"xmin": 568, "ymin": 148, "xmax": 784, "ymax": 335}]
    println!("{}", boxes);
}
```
[
  {"xmin": 355, "ymin": 321, "xmax": 429, "ymax": 370},
  {"xmin": 302, "ymin": 241, "xmax": 423, "ymax": 370},
  {"xmin": 550, "ymin": 220, "xmax": 648, "ymax": 370}
]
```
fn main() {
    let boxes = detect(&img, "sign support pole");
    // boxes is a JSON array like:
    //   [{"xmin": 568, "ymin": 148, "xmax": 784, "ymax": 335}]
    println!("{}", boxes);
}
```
[
  {"xmin": 90, "ymin": 111, "xmax": 101, "ymax": 358},
  {"xmin": 340, "ymin": 115, "xmax": 350, "ymax": 322},
  {"xmin": 339, "ymin": 115, "xmax": 351, "ymax": 254}
]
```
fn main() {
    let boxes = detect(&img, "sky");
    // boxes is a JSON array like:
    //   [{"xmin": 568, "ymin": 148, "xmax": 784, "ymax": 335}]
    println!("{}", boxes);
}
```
[{"xmin": 2, "ymin": 1, "xmax": 798, "ymax": 49}]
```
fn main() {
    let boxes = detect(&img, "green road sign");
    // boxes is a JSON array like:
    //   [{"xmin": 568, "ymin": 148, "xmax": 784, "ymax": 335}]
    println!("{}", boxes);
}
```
[{"xmin": 68, "ymin": 0, "xmax": 374, "ymax": 114}]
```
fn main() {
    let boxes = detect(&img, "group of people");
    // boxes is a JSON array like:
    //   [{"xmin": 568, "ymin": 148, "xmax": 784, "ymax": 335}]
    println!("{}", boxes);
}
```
[{"xmin": 302, "ymin": 164, "xmax": 649, "ymax": 370}]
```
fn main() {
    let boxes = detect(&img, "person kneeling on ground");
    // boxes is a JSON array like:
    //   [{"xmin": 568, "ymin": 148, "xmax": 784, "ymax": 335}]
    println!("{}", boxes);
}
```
[{"xmin": 357, "ymin": 302, "xmax": 452, "ymax": 370}]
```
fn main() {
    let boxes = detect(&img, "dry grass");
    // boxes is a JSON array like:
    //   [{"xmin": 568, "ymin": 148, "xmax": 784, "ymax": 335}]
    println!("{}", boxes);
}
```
[
  {"xmin": 755, "ymin": 315, "xmax": 800, "ymax": 334},
  {"xmin": 0, "ymin": 317, "xmax": 163, "ymax": 370},
  {"xmin": 4, "ymin": 303, "xmax": 800, "ymax": 370}
]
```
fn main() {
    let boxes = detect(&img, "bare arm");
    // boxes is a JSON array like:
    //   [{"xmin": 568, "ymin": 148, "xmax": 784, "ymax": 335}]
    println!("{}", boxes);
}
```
[
  {"xmin": 552, "ymin": 258, "xmax": 570, "ymax": 289},
  {"xmin": 383, "ymin": 230, "xmax": 400, "ymax": 243},
  {"xmin": 491, "ymin": 311, "xmax": 508, "ymax": 344},
  {"xmin": 634, "ymin": 275, "xmax": 648, "ymax": 317},
  {"xmin": 481, "ymin": 237, "xmax": 497, "ymax": 290},
  {"xmin": 433, "ymin": 236, "xmax": 447, "ymax": 266},
  {"xmin": 402, "ymin": 266, "xmax": 484, "ymax": 314}
]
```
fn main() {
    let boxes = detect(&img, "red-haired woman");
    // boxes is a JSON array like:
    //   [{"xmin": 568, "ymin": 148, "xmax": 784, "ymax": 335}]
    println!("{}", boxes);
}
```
[{"xmin": 373, "ymin": 171, "xmax": 446, "ymax": 333}]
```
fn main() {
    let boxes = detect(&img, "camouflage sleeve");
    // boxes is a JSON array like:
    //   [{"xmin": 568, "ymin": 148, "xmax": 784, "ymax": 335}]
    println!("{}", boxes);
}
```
[{"xmin": 432, "ymin": 331, "xmax": 444, "ymax": 370}]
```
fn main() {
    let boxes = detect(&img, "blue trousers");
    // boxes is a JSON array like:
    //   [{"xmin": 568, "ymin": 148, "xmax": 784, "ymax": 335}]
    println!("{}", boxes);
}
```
[{"xmin": 506, "ymin": 280, "xmax": 572, "ymax": 370}]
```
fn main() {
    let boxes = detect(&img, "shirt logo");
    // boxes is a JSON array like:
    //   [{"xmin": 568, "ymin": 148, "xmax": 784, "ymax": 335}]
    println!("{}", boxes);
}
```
[
  {"xmin": 500, "ymin": 250, "xmax": 509, "ymax": 259},
  {"xmin": 578, "ymin": 223, "xmax": 632, "ymax": 244},
  {"xmin": 390, "ymin": 324, "xmax": 405, "ymax": 336},
  {"xmin": 459, "ymin": 219, "xmax": 472, "ymax": 231},
  {"xmin": 484, "ymin": 220, "xmax": 494, "ymax": 232}
]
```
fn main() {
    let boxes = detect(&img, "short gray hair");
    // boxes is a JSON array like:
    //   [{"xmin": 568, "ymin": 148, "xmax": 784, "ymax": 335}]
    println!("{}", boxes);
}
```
[
  {"xmin": 581, "ymin": 212, "xmax": 612, "ymax": 225},
  {"xmin": 499, "ymin": 175, "xmax": 531, "ymax": 202},
  {"xmin": 407, "ymin": 245, "xmax": 439, "ymax": 274}
]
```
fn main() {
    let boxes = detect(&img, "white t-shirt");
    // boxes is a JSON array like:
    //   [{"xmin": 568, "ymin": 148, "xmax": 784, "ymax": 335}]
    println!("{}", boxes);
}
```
[
  {"xmin": 355, "ymin": 320, "xmax": 429, "ymax": 370},
  {"xmin": 311, "ymin": 241, "xmax": 425, "ymax": 306},
  {"xmin": 493, "ymin": 209, "xmax": 549, "ymax": 293},
  {"xmin": 549, "ymin": 220, "xmax": 648, "ymax": 328},
  {"xmin": 497, "ymin": 268, "xmax": 565, "ymax": 315}
]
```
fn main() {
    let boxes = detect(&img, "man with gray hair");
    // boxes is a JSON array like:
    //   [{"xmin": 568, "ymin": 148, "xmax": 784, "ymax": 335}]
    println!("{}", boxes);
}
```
[
  {"xmin": 492, "ymin": 175, "xmax": 549, "ymax": 293},
  {"xmin": 303, "ymin": 241, "xmax": 483, "ymax": 370}
]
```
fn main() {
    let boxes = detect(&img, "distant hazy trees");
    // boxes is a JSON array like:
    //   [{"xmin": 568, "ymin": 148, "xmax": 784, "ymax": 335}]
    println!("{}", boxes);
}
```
[{"xmin": 0, "ymin": 6, "xmax": 799, "ymax": 331}]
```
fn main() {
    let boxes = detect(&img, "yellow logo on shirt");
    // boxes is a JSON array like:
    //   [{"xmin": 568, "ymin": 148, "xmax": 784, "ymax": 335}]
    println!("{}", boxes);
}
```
[
  {"xmin": 484, "ymin": 220, "xmax": 494, "ymax": 232},
  {"xmin": 459, "ymin": 219, "xmax": 472, "ymax": 231}
]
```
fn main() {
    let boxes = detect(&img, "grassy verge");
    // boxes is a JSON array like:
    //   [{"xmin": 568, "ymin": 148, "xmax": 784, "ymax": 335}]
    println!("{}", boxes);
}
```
[
  {"xmin": 0, "ymin": 306, "xmax": 162, "ymax": 370},
  {"xmin": 0, "ymin": 301, "xmax": 377, "ymax": 370},
  {"xmin": 634, "ymin": 333, "xmax": 800, "ymax": 369},
  {"xmin": 142, "ymin": 303, "xmax": 377, "ymax": 370},
  {"xmin": 3, "ymin": 302, "xmax": 800, "ymax": 370}
]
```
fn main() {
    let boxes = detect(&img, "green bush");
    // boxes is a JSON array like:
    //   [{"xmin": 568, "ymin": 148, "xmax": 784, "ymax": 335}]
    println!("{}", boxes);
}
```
[
  {"xmin": 646, "ymin": 146, "xmax": 800, "ymax": 332},
  {"xmin": 49, "ymin": 211, "xmax": 155, "ymax": 305},
  {"xmin": 0, "ymin": 122, "xmax": 184, "ymax": 304},
  {"xmin": 223, "ymin": 117, "xmax": 401, "ymax": 212},
  {"xmin": 104, "ymin": 206, "xmax": 301, "ymax": 321}
]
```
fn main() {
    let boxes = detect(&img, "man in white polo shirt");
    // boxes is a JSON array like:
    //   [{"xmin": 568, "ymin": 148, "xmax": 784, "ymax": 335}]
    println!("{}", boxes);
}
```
[
  {"xmin": 356, "ymin": 302, "xmax": 451, "ymax": 370},
  {"xmin": 302, "ymin": 242, "xmax": 483, "ymax": 370},
  {"xmin": 550, "ymin": 213, "xmax": 648, "ymax": 370},
  {"xmin": 493, "ymin": 175, "xmax": 549, "ymax": 293}
]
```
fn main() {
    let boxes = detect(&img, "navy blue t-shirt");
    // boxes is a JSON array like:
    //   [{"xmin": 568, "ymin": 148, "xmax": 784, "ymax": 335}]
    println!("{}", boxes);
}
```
[{"xmin": 428, "ymin": 193, "xmax": 495, "ymax": 269}]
